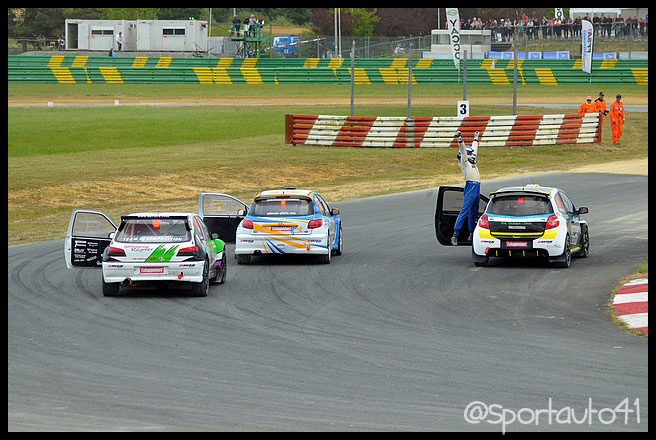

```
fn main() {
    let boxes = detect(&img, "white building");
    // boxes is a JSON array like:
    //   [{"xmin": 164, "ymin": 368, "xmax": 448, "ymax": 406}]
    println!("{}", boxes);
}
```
[
  {"xmin": 569, "ymin": 8, "xmax": 648, "ymax": 19},
  {"xmin": 65, "ymin": 19, "xmax": 208, "ymax": 52},
  {"xmin": 424, "ymin": 29, "xmax": 491, "ymax": 60}
]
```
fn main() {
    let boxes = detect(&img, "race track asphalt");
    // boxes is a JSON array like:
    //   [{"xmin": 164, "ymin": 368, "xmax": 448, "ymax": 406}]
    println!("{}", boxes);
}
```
[{"xmin": 8, "ymin": 172, "xmax": 648, "ymax": 431}]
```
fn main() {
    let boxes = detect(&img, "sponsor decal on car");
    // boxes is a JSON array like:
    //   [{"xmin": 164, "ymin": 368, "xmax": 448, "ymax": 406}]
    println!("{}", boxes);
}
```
[
  {"xmin": 506, "ymin": 241, "xmax": 529, "ymax": 248},
  {"xmin": 140, "ymin": 267, "xmax": 165, "ymax": 274}
]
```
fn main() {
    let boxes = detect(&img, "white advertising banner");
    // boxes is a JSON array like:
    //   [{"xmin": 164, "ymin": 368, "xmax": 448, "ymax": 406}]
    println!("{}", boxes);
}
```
[
  {"xmin": 446, "ymin": 8, "xmax": 461, "ymax": 70},
  {"xmin": 581, "ymin": 19, "xmax": 594, "ymax": 74}
]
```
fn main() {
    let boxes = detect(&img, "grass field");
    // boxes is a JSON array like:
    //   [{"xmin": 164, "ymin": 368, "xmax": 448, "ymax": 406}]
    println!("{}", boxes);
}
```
[{"xmin": 7, "ymin": 82, "xmax": 648, "ymax": 245}]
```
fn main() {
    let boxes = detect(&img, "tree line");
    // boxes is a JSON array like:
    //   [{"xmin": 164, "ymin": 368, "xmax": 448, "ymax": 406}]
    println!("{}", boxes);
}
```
[{"xmin": 9, "ymin": 8, "xmax": 561, "ymax": 39}]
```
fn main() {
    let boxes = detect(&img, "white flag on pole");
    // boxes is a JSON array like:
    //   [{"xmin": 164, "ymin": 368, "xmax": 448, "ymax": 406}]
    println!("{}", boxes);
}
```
[
  {"xmin": 446, "ymin": 8, "xmax": 461, "ymax": 70},
  {"xmin": 581, "ymin": 20, "xmax": 594, "ymax": 74}
]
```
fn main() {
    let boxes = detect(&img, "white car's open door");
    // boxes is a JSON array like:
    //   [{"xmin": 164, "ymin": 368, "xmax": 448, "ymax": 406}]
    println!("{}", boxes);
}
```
[
  {"xmin": 435, "ymin": 186, "xmax": 489, "ymax": 246},
  {"xmin": 64, "ymin": 209, "xmax": 117, "ymax": 269},
  {"xmin": 198, "ymin": 193, "xmax": 248, "ymax": 243}
]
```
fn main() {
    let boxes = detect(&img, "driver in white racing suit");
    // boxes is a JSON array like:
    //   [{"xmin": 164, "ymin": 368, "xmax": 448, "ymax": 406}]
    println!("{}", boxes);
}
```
[{"xmin": 451, "ymin": 130, "xmax": 480, "ymax": 245}]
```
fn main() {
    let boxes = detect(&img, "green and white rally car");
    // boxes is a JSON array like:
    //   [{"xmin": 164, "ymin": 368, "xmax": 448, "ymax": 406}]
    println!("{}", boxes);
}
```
[{"xmin": 65, "ymin": 194, "xmax": 249, "ymax": 297}]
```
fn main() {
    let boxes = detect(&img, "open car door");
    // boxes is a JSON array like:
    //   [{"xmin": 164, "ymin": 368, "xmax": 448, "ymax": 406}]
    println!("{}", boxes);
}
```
[
  {"xmin": 198, "ymin": 193, "xmax": 249, "ymax": 243},
  {"xmin": 435, "ymin": 186, "xmax": 489, "ymax": 246},
  {"xmin": 65, "ymin": 209, "xmax": 117, "ymax": 269}
]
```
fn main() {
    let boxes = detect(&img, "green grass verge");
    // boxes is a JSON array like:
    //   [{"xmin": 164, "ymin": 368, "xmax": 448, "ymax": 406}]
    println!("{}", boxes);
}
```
[
  {"xmin": 8, "ymin": 83, "xmax": 648, "ymax": 246},
  {"xmin": 8, "ymin": 82, "xmax": 648, "ymax": 100}
]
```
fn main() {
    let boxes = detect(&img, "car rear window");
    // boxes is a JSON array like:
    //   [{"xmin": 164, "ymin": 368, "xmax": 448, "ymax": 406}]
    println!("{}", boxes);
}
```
[
  {"xmin": 487, "ymin": 195, "xmax": 553, "ymax": 217},
  {"xmin": 251, "ymin": 198, "xmax": 313, "ymax": 217},
  {"xmin": 115, "ymin": 218, "xmax": 191, "ymax": 243}
]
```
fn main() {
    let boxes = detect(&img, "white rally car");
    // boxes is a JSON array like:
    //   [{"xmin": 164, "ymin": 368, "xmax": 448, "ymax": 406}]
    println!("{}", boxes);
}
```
[
  {"xmin": 234, "ymin": 188, "xmax": 343, "ymax": 264},
  {"xmin": 435, "ymin": 184, "xmax": 590, "ymax": 268},
  {"xmin": 65, "ymin": 193, "xmax": 250, "ymax": 296}
]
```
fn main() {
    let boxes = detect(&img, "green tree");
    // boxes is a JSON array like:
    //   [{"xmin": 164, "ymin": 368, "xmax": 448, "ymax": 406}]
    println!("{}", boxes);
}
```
[
  {"xmin": 157, "ymin": 8, "xmax": 205, "ymax": 20},
  {"xmin": 351, "ymin": 8, "xmax": 379, "ymax": 36},
  {"xmin": 97, "ymin": 8, "xmax": 159, "ymax": 20},
  {"xmin": 10, "ymin": 8, "xmax": 66, "ymax": 37}
]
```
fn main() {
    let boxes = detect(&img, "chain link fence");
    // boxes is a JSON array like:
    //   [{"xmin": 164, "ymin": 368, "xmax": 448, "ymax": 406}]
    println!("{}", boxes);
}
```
[{"xmin": 9, "ymin": 22, "xmax": 647, "ymax": 58}]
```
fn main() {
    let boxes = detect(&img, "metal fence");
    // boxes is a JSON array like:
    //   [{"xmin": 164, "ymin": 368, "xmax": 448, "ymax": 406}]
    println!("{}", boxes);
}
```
[{"xmin": 9, "ymin": 22, "xmax": 648, "ymax": 58}]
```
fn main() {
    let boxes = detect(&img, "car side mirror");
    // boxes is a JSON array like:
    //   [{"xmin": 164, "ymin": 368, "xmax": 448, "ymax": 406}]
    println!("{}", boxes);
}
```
[
  {"xmin": 577, "ymin": 207, "xmax": 589, "ymax": 215},
  {"xmin": 108, "ymin": 232, "xmax": 115, "ymax": 240},
  {"xmin": 237, "ymin": 209, "xmax": 246, "ymax": 216},
  {"xmin": 331, "ymin": 208, "xmax": 340, "ymax": 216},
  {"xmin": 212, "ymin": 233, "xmax": 219, "ymax": 240}
]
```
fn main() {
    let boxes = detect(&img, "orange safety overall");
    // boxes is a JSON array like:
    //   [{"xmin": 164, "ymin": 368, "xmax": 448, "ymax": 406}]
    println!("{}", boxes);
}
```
[
  {"xmin": 594, "ymin": 98, "xmax": 607, "ymax": 131},
  {"xmin": 578, "ymin": 102, "xmax": 597, "ymax": 115},
  {"xmin": 609, "ymin": 100, "xmax": 625, "ymax": 144}
]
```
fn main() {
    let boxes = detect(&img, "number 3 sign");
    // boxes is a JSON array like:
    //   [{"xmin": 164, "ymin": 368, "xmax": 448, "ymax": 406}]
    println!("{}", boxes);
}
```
[{"xmin": 457, "ymin": 100, "xmax": 470, "ymax": 118}]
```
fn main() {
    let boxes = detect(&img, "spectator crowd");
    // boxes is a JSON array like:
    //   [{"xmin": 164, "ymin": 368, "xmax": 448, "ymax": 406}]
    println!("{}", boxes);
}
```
[{"xmin": 454, "ymin": 14, "xmax": 648, "ymax": 42}]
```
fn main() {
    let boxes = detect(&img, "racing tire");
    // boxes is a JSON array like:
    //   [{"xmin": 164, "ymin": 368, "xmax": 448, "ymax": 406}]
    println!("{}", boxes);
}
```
[
  {"xmin": 472, "ymin": 249, "xmax": 489, "ymax": 267},
  {"xmin": 190, "ymin": 260, "xmax": 210, "ymax": 297},
  {"xmin": 318, "ymin": 237, "xmax": 332, "ymax": 264},
  {"xmin": 553, "ymin": 235, "xmax": 572, "ymax": 268},
  {"xmin": 317, "ymin": 251, "xmax": 331, "ymax": 264},
  {"xmin": 210, "ymin": 253, "xmax": 227, "ymax": 284},
  {"xmin": 236, "ymin": 254, "xmax": 251, "ymax": 265},
  {"xmin": 574, "ymin": 225, "xmax": 590, "ymax": 258},
  {"xmin": 332, "ymin": 225, "xmax": 343, "ymax": 256},
  {"xmin": 102, "ymin": 279, "xmax": 120, "ymax": 297},
  {"xmin": 217, "ymin": 253, "xmax": 227, "ymax": 284}
]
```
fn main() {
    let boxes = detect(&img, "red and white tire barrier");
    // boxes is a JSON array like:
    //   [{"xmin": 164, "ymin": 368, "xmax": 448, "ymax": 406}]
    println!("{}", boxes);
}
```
[
  {"xmin": 285, "ymin": 113, "xmax": 601, "ymax": 148},
  {"xmin": 613, "ymin": 278, "xmax": 648, "ymax": 336}
]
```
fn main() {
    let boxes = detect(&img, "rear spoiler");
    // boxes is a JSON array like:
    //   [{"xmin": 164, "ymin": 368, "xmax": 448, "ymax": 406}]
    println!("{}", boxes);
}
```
[
  {"xmin": 121, "ymin": 215, "xmax": 189, "ymax": 221},
  {"xmin": 254, "ymin": 195, "xmax": 312, "ymax": 201},
  {"xmin": 488, "ymin": 190, "xmax": 551, "ymax": 198},
  {"xmin": 119, "ymin": 215, "xmax": 191, "ymax": 230}
]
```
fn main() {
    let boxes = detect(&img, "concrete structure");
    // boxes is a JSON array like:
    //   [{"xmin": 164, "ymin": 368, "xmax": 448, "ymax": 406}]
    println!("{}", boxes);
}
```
[
  {"xmin": 65, "ymin": 19, "xmax": 208, "ymax": 52},
  {"xmin": 427, "ymin": 29, "xmax": 491, "ymax": 60},
  {"xmin": 569, "ymin": 8, "xmax": 648, "ymax": 19}
]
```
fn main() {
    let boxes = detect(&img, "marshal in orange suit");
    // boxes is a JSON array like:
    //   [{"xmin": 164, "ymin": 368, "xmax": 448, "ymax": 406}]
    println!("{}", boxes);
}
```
[{"xmin": 609, "ymin": 94, "xmax": 625, "ymax": 144}]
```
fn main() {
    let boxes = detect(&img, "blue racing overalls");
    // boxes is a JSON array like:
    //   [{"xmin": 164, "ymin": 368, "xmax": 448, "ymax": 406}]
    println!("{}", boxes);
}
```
[{"xmin": 453, "ymin": 133, "xmax": 480, "ymax": 238}]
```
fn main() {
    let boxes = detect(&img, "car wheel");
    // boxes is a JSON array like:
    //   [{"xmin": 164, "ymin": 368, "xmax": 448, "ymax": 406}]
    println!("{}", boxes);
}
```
[
  {"xmin": 575, "ymin": 225, "xmax": 589, "ymax": 258},
  {"xmin": 102, "ymin": 278, "xmax": 120, "ymax": 297},
  {"xmin": 318, "ymin": 251, "xmax": 331, "ymax": 264},
  {"xmin": 217, "ymin": 253, "xmax": 227, "ymax": 284},
  {"xmin": 318, "ymin": 236, "xmax": 331, "ymax": 264},
  {"xmin": 236, "ymin": 254, "xmax": 251, "ymax": 265},
  {"xmin": 472, "ymin": 249, "xmax": 489, "ymax": 267},
  {"xmin": 191, "ymin": 260, "xmax": 209, "ymax": 297},
  {"xmin": 333, "ymin": 225, "xmax": 343, "ymax": 256},
  {"xmin": 554, "ymin": 235, "xmax": 572, "ymax": 268}
]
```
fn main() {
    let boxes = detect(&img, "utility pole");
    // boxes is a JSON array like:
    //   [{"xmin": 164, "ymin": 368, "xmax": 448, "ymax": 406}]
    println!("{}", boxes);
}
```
[
  {"xmin": 350, "ymin": 39, "xmax": 355, "ymax": 116},
  {"xmin": 338, "ymin": 8, "xmax": 342, "ymax": 57},
  {"xmin": 407, "ymin": 50, "xmax": 413, "ymax": 118},
  {"xmin": 463, "ymin": 50, "xmax": 467, "ymax": 101},
  {"xmin": 334, "ymin": 8, "xmax": 338, "ymax": 57},
  {"xmin": 513, "ymin": 29, "xmax": 518, "ymax": 116},
  {"xmin": 208, "ymin": 8, "xmax": 212, "ymax": 55}
]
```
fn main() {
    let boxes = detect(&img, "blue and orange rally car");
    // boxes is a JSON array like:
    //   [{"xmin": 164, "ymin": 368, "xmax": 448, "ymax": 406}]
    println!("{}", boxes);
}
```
[{"xmin": 234, "ymin": 188, "xmax": 343, "ymax": 264}]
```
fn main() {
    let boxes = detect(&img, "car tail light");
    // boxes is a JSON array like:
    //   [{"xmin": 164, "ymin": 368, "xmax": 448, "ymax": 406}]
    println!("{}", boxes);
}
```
[
  {"xmin": 107, "ymin": 246, "xmax": 126, "ymax": 257},
  {"xmin": 308, "ymin": 219, "xmax": 323, "ymax": 229},
  {"xmin": 545, "ymin": 215, "xmax": 560, "ymax": 230},
  {"xmin": 477, "ymin": 214, "xmax": 490, "ymax": 230},
  {"xmin": 242, "ymin": 219, "xmax": 254, "ymax": 229},
  {"xmin": 177, "ymin": 246, "xmax": 199, "ymax": 257}
]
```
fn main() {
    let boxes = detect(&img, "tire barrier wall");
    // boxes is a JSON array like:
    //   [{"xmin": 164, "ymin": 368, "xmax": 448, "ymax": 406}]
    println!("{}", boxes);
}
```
[
  {"xmin": 7, "ymin": 56, "xmax": 648, "ymax": 85},
  {"xmin": 284, "ymin": 113, "xmax": 602, "ymax": 148}
]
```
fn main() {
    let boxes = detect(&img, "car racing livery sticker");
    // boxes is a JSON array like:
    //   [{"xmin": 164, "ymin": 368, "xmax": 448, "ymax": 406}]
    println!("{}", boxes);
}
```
[
  {"xmin": 72, "ymin": 237, "xmax": 110, "ymax": 267},
  {"xmin": 145, "ymin": 245, "xmax": 180, "ymax": 263}
]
